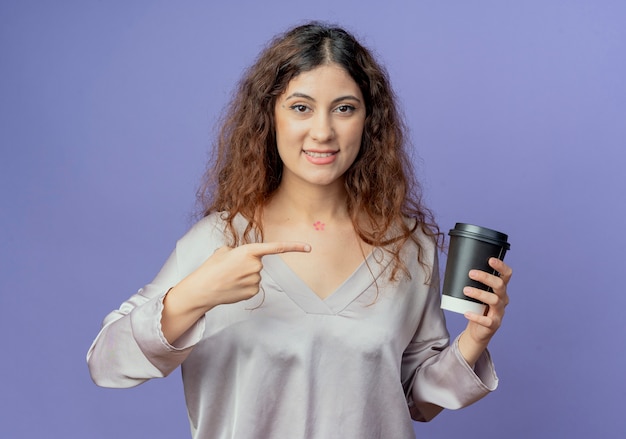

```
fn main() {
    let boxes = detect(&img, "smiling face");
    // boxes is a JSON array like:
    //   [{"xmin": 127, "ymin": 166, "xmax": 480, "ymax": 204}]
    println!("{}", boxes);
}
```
[{"xmin": 273, "ymin": 63, "xmax": 366, "ymax": 190}]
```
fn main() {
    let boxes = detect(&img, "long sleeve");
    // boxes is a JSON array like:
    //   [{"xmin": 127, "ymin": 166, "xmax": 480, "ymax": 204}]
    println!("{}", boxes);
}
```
[
  {"xmin": 87, "ymin": 216, "xmax": 500, "ymax": 438},
  {"xmin": 401, "ymin": 246, "xmax": 499, "ymax": 422},
  {"xmin": 86, "ymin": 216, "xmax": 223, "ymax": 388}
]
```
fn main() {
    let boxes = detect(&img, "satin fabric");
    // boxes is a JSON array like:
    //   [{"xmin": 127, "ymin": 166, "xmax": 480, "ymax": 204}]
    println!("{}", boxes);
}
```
[{"xmin": 87, "ymin": 213, "xmax": 498, "ymax": 438}]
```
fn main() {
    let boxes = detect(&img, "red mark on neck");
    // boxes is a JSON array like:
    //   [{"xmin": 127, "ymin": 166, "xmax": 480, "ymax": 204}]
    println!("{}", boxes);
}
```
[{"xmin": 313, "ymin": 221, "xmax": 325, "ymax": 231}]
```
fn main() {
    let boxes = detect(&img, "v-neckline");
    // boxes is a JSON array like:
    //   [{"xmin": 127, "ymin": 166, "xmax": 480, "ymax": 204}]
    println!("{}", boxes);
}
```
[{"xmin": 261, "ymin": 248, "xmax": 392, "ymax": 315}]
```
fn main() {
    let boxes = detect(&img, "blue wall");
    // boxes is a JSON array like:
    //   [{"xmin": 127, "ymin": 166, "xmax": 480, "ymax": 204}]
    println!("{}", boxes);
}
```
[{"xmin": 1, "ymin": 1, "xmax": 624, "ymax": 437}]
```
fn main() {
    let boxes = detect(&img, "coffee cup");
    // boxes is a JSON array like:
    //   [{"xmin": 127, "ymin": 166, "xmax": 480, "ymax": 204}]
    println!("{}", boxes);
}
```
[{"xmin": 441, "ymin": 223, "xmax": 510, "ymax": 314}]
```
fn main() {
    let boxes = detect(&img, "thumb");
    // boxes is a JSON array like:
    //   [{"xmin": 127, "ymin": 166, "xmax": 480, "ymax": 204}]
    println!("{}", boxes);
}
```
[{"xmin": 212, "ymin": 246, "xmax": 232, "ymax": 256}]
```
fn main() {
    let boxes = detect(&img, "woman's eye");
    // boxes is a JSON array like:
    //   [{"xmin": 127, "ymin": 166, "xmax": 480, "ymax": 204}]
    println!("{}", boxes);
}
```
[
  {"xmin": 335, "ymin": 105, "xmax": 355, "ymax": 114},
  {"xmin": 290, "ymin": 104, "xmax": 309, "ymax": 113}
]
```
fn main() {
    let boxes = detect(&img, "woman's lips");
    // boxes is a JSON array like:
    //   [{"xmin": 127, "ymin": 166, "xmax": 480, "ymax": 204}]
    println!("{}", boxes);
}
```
[{"xmin": 303, "ymin": 150, "xmax": 338, "ymax": 165}]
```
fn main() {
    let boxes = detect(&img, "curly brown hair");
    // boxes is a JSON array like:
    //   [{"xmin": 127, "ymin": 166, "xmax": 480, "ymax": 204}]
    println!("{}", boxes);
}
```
[{"xmin": 198, "ymin": 21, "xmax": 442, "ymax": 280}]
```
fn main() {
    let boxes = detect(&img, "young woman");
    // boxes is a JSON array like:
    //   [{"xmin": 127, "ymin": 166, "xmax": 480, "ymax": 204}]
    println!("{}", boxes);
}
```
[{"xmin": 88, "ymin": 22, "xmax": 512, "ymax": 438}]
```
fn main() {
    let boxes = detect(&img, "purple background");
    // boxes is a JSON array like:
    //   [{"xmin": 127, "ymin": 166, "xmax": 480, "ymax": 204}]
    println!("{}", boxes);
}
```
[{"xmin": 1, "ymin": 1, "xmax": 625, "ymax": 437}]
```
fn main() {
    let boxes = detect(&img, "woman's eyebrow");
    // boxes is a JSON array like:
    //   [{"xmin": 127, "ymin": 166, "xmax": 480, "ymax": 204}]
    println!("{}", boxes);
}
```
[
  {"xmin": 284, "ymin": 92, "xmax": 314, "ymax": 101},
  {"xmin": 284, "ymin": 92, "xmax": 362, "ymax": 104},
  {"xmin": 331, "ymin": 95, "xmax": 362, "ymax": 104}
]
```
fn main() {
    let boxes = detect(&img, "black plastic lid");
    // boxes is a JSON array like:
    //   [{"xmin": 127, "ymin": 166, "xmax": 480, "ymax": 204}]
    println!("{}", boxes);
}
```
[{"xmin": 449, "ymin": 223, "xmax": 511, "ymax": 249}]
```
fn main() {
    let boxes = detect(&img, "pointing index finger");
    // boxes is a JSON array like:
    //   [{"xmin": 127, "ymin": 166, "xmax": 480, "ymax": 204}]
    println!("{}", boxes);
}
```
[{"xmin": 245, "ymin": 242, "xmax": 312, "ymax": 257}]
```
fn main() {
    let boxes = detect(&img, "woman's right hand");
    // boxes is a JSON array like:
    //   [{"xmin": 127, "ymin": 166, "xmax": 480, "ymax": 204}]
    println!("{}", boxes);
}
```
[{"xmin": 161, "ymin": 242, "xmax": 311, "ymax": 343}]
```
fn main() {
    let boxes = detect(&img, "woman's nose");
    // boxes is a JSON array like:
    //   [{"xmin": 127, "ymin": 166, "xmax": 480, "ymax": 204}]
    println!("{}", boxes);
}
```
[{"xmin": 309, "ymin": 113, "xmax": 334, "ymax": 142}]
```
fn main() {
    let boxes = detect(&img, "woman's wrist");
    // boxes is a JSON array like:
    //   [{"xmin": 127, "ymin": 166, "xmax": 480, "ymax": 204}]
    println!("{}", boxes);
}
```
[
  {"xmin": 457, "ymin": 331, "xmax": 490, "ymax": 368},
  {"xmin": 161, "ymin": 284, "xmax": 214, "ymax": 344}
]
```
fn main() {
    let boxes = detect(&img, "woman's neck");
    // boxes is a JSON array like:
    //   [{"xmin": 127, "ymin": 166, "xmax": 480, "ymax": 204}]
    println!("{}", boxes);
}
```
[{"xmin": 265, "ymin": 179, "xmax": 350, "ymax": 224}]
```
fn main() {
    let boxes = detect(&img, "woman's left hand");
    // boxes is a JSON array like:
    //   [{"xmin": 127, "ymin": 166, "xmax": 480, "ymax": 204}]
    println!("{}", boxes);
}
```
[{"xmin": 458, "ymin": 257, "xmax": 513, "ymax": 366}]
